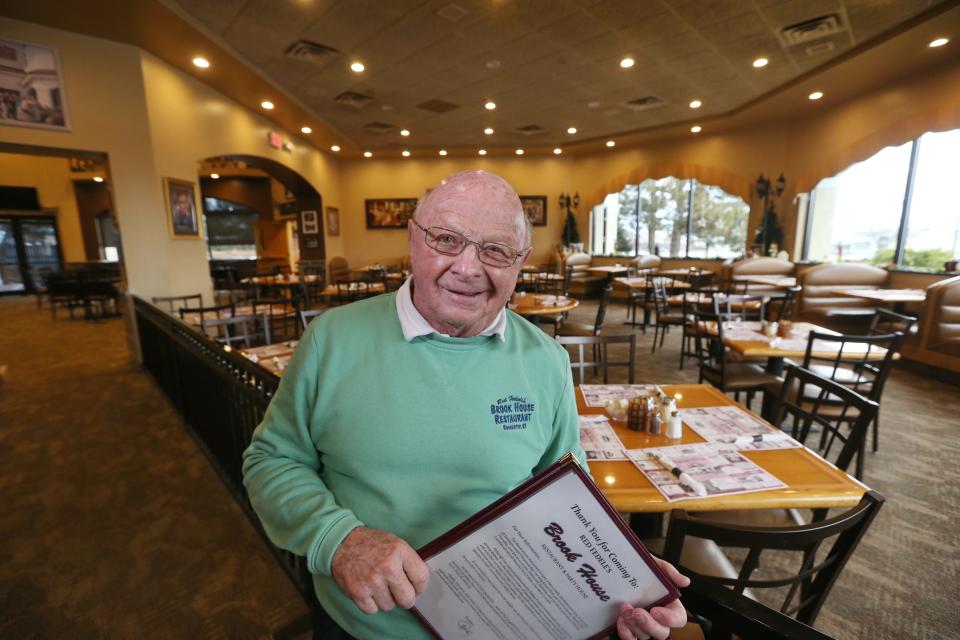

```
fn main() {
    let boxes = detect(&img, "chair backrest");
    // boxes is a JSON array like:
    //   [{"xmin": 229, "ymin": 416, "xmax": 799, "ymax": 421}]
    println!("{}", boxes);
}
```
[
  {"xmin": 868, "ymin": 308, "xmax": 917, "ymax": 336},
  {"xmin": 300, "ymin": 307, "xmax": 330, "ymax": 330},
  {"xmin": 253, "ymin": 298, "xmax": 298, "ymax": 340},
  {"xmin": 556, "ymin": 334, "xmax": 636, "ymax": 384},
  {"xmin": 178, "ymin": 302, "xmax": 234, "ymax": 325},
  {"xmin": 691, "ymin": 309, "xmax": 729, "ymax": 383},
  {"xmin": 328, "ymin": 256, "xmax": 350, "ymax": 284},
  {"xmin": 336, "ymin": 280, "xmax": 370, "ymax": 304},
  {"xmin": 593, "ymin": 285, "xmax": 613, "ymax": 333},
  {"xmin": 800, "ymin": 330, "xmax": 903, "ymax": 403},
  {"xmin": 768, "ymin": 286, "xmax": 802, "ymax": 322},
  {"xmin": 712, "ymin": 294, "xmax": 766, "ymax": 322},
  {"xmin": 201, "ymin": 313, "xmax": 271, "ymax": 349},
  {"xmin": 152, "ymin": 293, "xmax": 202, "ymax": 314},
  {"xmin": 772, "ymin": 365, "xmax": 878, "ymax": 479},
  {"xmin": 663, "ymin": 489, "xmax": 884, "ymax": 627},
  {"xmin": 651, "ymin": 276, "xmax": 672, "ymax": 314}
]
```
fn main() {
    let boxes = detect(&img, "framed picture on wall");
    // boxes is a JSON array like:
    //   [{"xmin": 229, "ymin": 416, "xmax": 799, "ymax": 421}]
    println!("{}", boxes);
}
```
[
  {"xmin": 0, "ymin": 37, "xmax": 71, "ymax": 131},
  {"xmin": 365, "ymin": 198, "xmax": 418, "ymax": 229},
  {"xmin": 301, "ymin": 210, "xmax": 319, "ymax": 235},
  {"xmin": 326, "ymin": 206, "xmax": 340, "ymax": 236},
  {"xmin": 520, "ymin": 195, "xmax": 547, "ymax": 226},
  {"xmin": 163, "ymin": 177, "xmax": 201, "ymax": 239}
]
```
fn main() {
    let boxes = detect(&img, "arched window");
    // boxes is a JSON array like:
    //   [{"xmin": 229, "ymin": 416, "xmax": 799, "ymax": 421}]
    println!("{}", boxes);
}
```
[
  {"xmin": 590, "ymin": 177, "xmax": 749, "ymax": 258},
  {"xmin": 804, "ymin": 128, "xmax": 960, "ymax": 272}
]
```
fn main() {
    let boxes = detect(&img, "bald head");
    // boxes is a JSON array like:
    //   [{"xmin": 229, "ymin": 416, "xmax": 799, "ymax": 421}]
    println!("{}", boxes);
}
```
[{"xmin": 415, "ymin": 170, "xmax": 531, "ymax": 247}]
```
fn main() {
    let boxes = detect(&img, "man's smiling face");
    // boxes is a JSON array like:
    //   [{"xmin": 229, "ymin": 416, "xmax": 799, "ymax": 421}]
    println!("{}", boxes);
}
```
[{"xmin": 408, "ymin": 171, "xmax": 529, "ymax": 337}]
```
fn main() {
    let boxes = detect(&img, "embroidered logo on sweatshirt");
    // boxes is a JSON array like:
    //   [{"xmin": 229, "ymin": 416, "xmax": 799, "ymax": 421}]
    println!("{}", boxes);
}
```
[{"xmin": 490, "ymin": 395, "xmax": 535, "ymax": 430}]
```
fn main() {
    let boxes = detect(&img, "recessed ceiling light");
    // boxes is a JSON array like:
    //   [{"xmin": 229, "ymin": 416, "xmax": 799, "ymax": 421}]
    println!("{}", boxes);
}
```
[
  {"xmin": 929, "ymin": 37, "xmax": 949, "ymax": 48},
  {"xmin": 808, "ymin": 91, "xmax": 824, "ymax": 101},
  {"xmin": 350, "ymin": 61, "xmax": 365, "ymax": 72},
  {"xmin": 567, "ymin": 127, "xmax": 577, "ymax": 135},
  {"xmin": 553, "ymin": 148, "xmax": 562, "ymax": 155},
  {"xmin": 93, "ymin": 176, "xmax": 104, "ymax": 182},
  {"xmin": 210, "ymin": 173, "xmax": 220, "ymax": 179},
  {"xmin": 485, "ymin": 59, "xmax": 501, "ymax": 69},
  {"xmin": 478, "ymin": 149, "xmax": 487, "ymax": 156},
  {"xmin": 300, "ymin": 126, "xmax": 312, "ymax": 134},
  {"xmin": 484, "ymin": 127, "xmax": 494, "ymax": 135},
  {"xmin": 606, "ymin": 140, "xmax": 616, "ymax": 147},
  {"xmin": 689, "ymin": 99, "xmax": 702, "ymax": 109},
  {"xmin": 330, "ymin": 145, "xmax": 341, "ymax": 152},
  {"xmin": 752, "ymin": 57, "xmax": 769, "ymax": 68},
  {"xmin": 402, "ymin": 150, "xmax": 411, "ymax": 157},
  {"xmin": 439, "ymin": 149, "xmax": 448, "ymax": 156},
  {"xmin": 400, "ymin": 129, "xmax": 410, "ymax": 136},
  {"xmin": 691, "ymin": 125, "xmax": 702, "ymax": 133},
  {"xmin": 260, "ymin": 100, "xmax": 274, "ymax": 110},
  {"xmin": 620, "ymin": 57, "xmax": 635, "ymax": 69},
  {"xmin": 515, "ymin": 149, "xmax": 524, "ymax": 155},
  {"xmin": 484, "ymin": 101, "xmax": 496, "ymax": 110},
  {"xmin": 192, "ymin": 57, "xmax": 210, "ymax": 69},
  {"xmin": 587, "ymin": 100, "xmax": 601, "ymax": 109},
  {"xmin": 363, "ymin": 151, "xmax": 372, "ymax": 158}
]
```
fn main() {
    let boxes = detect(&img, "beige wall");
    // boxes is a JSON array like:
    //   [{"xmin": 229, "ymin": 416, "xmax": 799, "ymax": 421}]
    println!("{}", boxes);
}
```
[{"xmin": 0, "ymin": 152, "xmax": 88, "ymax": 262}]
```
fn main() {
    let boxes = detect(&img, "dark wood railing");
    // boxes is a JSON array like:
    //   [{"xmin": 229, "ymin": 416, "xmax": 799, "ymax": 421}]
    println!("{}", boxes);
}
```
[{"xmin": 132, "ymin": 295, "xmax": 314, "ymax": 609}]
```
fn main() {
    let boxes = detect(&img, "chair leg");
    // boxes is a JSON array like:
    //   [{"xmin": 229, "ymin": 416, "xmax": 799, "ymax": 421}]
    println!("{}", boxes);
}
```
[
  {"xmin": 651, "ymin": 325, "xmax": 659, "ymax": 353},
  {"xmin": 872, "ymin": 410, "xmax": 879, "ymax": 453}
]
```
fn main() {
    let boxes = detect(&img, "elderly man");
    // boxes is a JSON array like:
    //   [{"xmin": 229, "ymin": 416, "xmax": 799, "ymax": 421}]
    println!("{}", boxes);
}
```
[{"xmin": 243, "ymin": 170, "xmax": 687, "ymax": 640}]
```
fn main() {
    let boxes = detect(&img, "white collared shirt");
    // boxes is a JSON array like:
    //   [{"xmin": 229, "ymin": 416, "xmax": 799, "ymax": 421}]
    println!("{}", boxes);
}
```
[{"xmin": 395, "ymin": 277, "xmax": 506, "ymax": 342}]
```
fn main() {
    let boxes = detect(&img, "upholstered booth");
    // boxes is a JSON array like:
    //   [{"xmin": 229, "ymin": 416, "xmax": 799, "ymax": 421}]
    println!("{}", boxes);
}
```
[
  {"xmin": 923, "ymin": 275, "xmax": 960, "ymax": 357},
  {"xmin": 795, "ymin": 263, "xmax": 889, "ymax": 332},
  {"xmin": 327, "ymin": 256, "xmax": 350, "ymax": 284},
  {"xmin": 633, "ymin": 254, "xmax": 662, "ymax": 272},
  {"xmin": 563, "ymin": 252, "xmax": 604, "ymax": 297},
  {"xmin": 611, "ymin": 254, "xmax": 662, "ymax": 303},
  {"xmin": 722, "ymin": 257, "xmax": 794, "ymax": 295}
]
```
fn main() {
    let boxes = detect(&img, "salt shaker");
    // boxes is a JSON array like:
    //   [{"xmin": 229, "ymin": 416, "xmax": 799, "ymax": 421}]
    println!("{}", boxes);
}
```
[{"xmin": 666, "ymin": 410, "xmax": 682, "ymax": 439}]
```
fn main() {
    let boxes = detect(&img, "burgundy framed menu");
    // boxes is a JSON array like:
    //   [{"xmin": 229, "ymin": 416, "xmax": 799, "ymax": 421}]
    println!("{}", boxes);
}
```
[{"xmin": 412, "ymin": 454, "xmax": 680, "ymax": 640}]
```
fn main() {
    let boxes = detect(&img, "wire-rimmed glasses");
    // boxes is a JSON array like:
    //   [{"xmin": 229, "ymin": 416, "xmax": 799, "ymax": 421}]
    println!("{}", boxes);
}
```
[{"xmin": 412, "ymin": 220, "xmax": 527, "ymax": 268}]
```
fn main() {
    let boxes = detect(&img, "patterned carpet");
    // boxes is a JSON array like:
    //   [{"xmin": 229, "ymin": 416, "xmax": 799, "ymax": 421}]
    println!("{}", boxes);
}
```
[
  {"xmin": 0, "ymin": 294, "xmax": 956, "ymax": 639},
  {"xmin": 0, "ymin": 297, "xmax": 309, "ymax": 639}
]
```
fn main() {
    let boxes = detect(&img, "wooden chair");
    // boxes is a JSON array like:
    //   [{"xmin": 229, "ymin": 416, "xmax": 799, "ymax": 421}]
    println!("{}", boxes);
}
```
[
  {"xmin": 767, "ymin": 286, "xmax": 802, "ymax": 322},
  {"xmin": 201, "ymin": 313, "xmax": 270, "ymax": 349},
  {"xmin": 178, "ymin": 302, "xmax": 235, "ymax": 327},
  {"xmin": 679, "ymin": 287, "xmax": 719, "ymax": 369},
  {"xmin": 555, "ymin": 334, "xmax": 636, "ymax": 384},
  {"xmin": 800, "ymin": 330, "xmax": 903, "ymax": 457},
  {"xmin": 712, "ymin": 293, "xmax": 766, "ymax": 322},
  {"xmin": 692, "ymin": 309, "xmax": 781, "ymax": 410},
  {"xmin": 625, "ymin": 270, "xmax": 657, "ymax": 331},
  {"xmin": 557, "ymin": 285, "xmax": 612, "ymax": 337},
  {"xmin": 868, "ymin": 308, "xmax": 917, "ymax": 336},
  {"xmin": 651, "ymin": 277, "xmax": 686, "ymax": 352},
  {"xmin": 336, "ymin": 280, "xmax": 372, "ymax": 304},
  {"xmin": 151, "ymin": 293, "xmax": 202, "ymax": 314},
  {"xmin": 300, "ymin": 307, "xmax": 330, "ymax": 331},
  {"xmin": 660, "ymin": 490, "xmax": 884, "ymax": 629},
  {"xmin": 534, "ymin": 269, "xmax": 574, "ymax": 334},
  {"xmin": 253, "ymin": 298, "xmax": 298, "ymax": 341}
]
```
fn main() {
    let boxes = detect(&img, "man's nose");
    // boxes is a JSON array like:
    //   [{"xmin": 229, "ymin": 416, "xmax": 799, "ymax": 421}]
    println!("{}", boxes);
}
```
[{"xmin": 449, "ymin": 242, "xmax": 484, "ymax": 276}]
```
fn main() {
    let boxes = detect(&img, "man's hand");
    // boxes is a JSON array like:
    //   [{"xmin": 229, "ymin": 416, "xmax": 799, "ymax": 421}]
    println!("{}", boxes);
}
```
[
  {"xmin": 616, "ymin": 558, "xmax": 690, "ymax": 640},
  {"xmin": 331, "ymin": 527, "xmax": 430, "ymax": 615}
]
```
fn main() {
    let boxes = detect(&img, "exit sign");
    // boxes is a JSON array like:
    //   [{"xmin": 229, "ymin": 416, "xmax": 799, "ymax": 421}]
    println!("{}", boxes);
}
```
[{"xmin": 267, "ymin": 131, "xmax": 282, "ymax": 149}]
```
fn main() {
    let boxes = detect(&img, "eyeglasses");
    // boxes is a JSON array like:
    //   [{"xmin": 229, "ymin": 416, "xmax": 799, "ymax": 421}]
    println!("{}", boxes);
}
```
[{"xmin": 412, "ymin": 220, "xmax": 527, "ymax": 268}]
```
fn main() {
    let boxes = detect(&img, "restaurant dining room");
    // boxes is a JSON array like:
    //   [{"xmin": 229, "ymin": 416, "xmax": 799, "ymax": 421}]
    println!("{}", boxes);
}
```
[{"xmin": 1, "ymin": 1, "xmax": 959, "ymax": 639}]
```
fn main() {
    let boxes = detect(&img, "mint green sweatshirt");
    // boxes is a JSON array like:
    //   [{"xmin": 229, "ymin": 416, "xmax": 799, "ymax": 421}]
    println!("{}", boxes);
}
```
[{"xmin": 242, "ymin": 292, "xmax": 586, "ymax": 639}]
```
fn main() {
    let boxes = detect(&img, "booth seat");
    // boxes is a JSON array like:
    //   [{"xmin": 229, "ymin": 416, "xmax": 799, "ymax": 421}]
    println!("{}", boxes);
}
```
[
  {"xmin": 795, "ymin": 263, "xmax": 888, "ymax": 332},
  {"xmin": 923, "ymin": 275, "xmax": 960, "ymax": 357},
  {"xmin": 563, "ymin": 252, "xmax": 604, "ymax": 297},
  {"xmin": 610, "ymin": 254, "xmax": 662, "ymax": 303},
  {"xmin": 722, "ymin": 257, "xmax": 794, "ymax": 294}
]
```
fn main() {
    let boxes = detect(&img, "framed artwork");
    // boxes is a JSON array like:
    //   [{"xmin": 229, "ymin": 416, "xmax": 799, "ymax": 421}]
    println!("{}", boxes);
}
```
[
  {"xmin": 366, "ymin": 198, "xmax": 418, "ymax": 229},
  {"xmin": 301, "ymin": 209, "xmax": 319, "ymax": 235},
  {"xmin": 0, "ymin": 37, "xmax": 70, "ymax": 131},
  {"xmin": 520, "ymin": 195, "xmax": 547, "ymax": 226},
  {"xmin": 163, "ymin": 177, "xmax": 201, "ymax": 239},
  {"xmin": 326, "ymin": 206, "xmax": 340, "ymax": 236}
]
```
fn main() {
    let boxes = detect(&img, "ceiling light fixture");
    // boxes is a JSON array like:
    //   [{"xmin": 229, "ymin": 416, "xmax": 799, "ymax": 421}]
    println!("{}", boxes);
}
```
[
  {"xmin": 515, "ymin": 149, "xmax": 524, "ymax": 155},
  {"xmin": 363, "ymin": 151, "xmax": 372, "ymax": 158},
  {"xmin": 689, "ymin": 99, "xmax": 702, "ymax": 109},
  {"xmin": 484, "ymin": 101, "xmax": 496, "ymax": 110},
  {"xmin": 402, "ymin": 150, "xmax": 411, "ymax": 157},
  {"xmin": 620, "ymin": 57, "xmax": 635, "ymax": 69},
  {"xmin": 691, "ymin": 125, "xmax": 702, "ymax": 133},
  {"xmin": 478, "ymin": 149, "xmax": 487, "ymax": 155},
  {"xmin": 808, "ymin": 91, "xmax": 824, "ymax": 101},
  {"xmin": 929, "ymin": 37, "xmax": 949, "ymax": 48},
  {"xmin": 331, "ymin": 145, "xmax": 341, "ymax": 152},
  {"xmin": 210, "ymin": 173, "xmax": 220, "ymax": 179},
  {"xmin": 606, "ymin": 140, "xmax": 616, "ymax": 148},
  {"xmin": 93, "ymin": 176, "xmax": 104, "ymax": 182},
  {"xmin": 484, "ymin": 127, "xmax": 494, "ymax": 135},
  {"xmin": 439, "ymin": 149, "xmax": 448, "ymax": 156},
  {"xmin": 350, "ymin": 61, "xmax": 365, "ymax": 72},
  {"xmin": 260, "ymin": 100, "xmax": 274, "ymax": 110},
  {"xmin": 553, "ymin": 148, "xmax": 562, "ymax": 155},
  {"xmin": 752, "ymin": 57, "xmax": 769, "ymax": 68},
  {"xmin": 192, "ymin": 57, "xmax": 210, "ymax": 68},
  {"xmin": 300, "ymin": 126, "xmax": 312, "ymax": 134},
  {"xmin": 400, "ymin": 129, "xmax": 410, "ymax": 136},
  {"xmin": 567, "ymin": 127, "xmax": 577, "ymax": 134}
]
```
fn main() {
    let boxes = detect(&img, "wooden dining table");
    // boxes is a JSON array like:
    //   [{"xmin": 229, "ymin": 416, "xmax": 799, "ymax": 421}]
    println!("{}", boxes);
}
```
[
  {"xmin": 739, "ymin": 275, "xmax": 797, "ymax": 289},
  {"xmin": 180, "ymin": 303, "xmax": 294, "ymax": 327},
  {"xmin": 239, "ymin": 340, "xmax": 298, "ymax": 377},
  {"xmin": 831, "ymin": 287, "xmax": 926, "ymax": 314},
  {"xmin": 508, "ymin": 292, "xmax": 578, "ymax": 317},
  {"xmin": 583, "ymin": 383, "xmax": 868, "ymax": 513},
  {"xmin": 656, "ymin": 268, "xmax": 714, "ymax": 278}
]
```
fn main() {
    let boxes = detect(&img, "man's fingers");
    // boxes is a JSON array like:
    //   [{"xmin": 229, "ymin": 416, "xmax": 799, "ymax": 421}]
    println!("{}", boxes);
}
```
[
  {"xmin": 369, "ymin": 584, "xmax": 397, "ymax": 613},
  {"xmin": 387, "ymin": 576, "xmax": 418, "ymax": 609},
  {"xmin": 650, "ymin": 599, "xmax": 687, "ymax": 629},
  {"xmin": 404, "ymin": 554, "xmax": 431, "ymax": 595},
  {"xmin": 355, "ymin": 596, "xmax": 378, "ymax": 615},
  {"xmin": 656, "ymin": 558, "xmax": 690, "ymax": 587}
]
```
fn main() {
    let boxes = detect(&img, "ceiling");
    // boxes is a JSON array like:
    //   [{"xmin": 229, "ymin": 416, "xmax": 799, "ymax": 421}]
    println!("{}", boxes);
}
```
[{"xmin": 163, "ymin": 0, "xmax": 951, "ymax": 149}]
